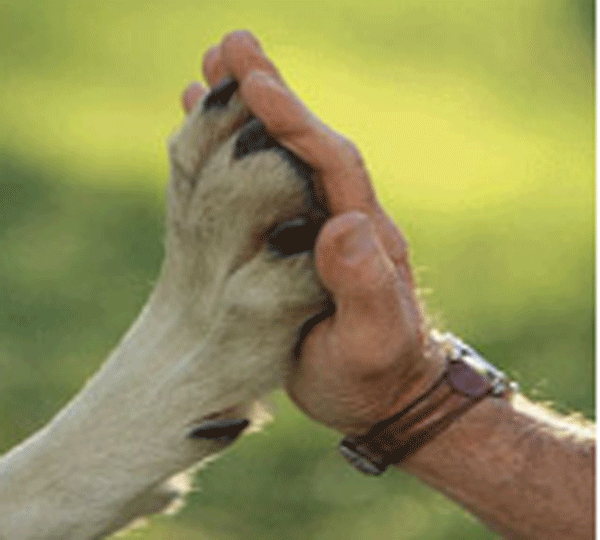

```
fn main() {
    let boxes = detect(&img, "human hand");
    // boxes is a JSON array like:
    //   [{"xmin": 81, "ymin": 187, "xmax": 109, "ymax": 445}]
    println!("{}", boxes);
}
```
[{"xmin": 183, "ymin": 31, "xmax": 446, "ymax": 436}]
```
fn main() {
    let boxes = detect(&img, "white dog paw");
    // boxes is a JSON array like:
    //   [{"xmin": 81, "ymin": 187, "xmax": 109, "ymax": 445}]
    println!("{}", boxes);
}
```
[{"xmin": 162, "ymin": 78, "xmax": 331, "ymax": 407}]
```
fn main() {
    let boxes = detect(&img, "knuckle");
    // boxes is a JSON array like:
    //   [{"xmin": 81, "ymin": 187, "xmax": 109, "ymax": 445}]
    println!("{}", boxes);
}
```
[
  {"xmin": 338, "ymin": 136, "xmax": 364, "ymax": 169},
  {"xmin": 378, "ymin": 213, "xmax": 410, "ymax": 265}
]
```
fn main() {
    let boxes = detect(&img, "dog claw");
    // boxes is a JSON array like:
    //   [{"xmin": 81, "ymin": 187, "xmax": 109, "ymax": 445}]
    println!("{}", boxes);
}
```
[
  {"xmin": 267, "ymin": 216, "xmax": 322, "ymax": 257},
  {"xmin": 203, "ymin": 78, "xmax": 240, "ymax": 111},
  {"xmin": 232, "ymin": 120, "xmax": 314, "ymax": 183},
  {"xmin": 188, "ymin": 418, "xmax": 250, "ymax": 443}
]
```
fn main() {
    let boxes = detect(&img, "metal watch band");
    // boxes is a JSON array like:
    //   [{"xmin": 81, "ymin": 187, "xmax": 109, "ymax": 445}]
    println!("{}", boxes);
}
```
[{"xmin": 339, "ymin": 333, "xmax": 518, "ymax": 476}]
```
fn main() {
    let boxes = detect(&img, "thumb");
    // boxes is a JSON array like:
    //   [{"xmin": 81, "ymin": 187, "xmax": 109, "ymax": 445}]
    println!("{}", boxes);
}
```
[{"xmin": 315, "ymin": 212, "xmax": 405, "ymax": 354}]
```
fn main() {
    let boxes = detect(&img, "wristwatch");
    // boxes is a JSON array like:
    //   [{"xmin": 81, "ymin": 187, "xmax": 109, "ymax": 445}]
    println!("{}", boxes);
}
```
[{"xmin": 339, "ymin": 332, "xmax": 519, "ymax": 476}]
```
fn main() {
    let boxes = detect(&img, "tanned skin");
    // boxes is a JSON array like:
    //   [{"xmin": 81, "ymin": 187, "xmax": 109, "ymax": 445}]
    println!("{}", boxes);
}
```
[{"xmin": 183, "ymin": 31, "xmax": 595, "ymax": 540}]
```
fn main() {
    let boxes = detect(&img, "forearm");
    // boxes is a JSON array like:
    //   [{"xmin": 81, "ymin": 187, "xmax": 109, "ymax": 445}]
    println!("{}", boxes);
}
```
[{"xmin": 402, "ymin": 391, "xmax": 595, "ymax": 540}]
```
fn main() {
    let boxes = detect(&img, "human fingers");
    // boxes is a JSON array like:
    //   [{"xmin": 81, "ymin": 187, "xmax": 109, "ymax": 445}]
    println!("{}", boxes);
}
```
[
  {"xmin": 202, "ymin": 31, "xmax": 283, "ymax": 87},
  {"xmin": 242, "ymin": 70, "xmax": 412, "ymax": 273},
  {"xmin": 241, "ymin": 71, "xmax": 379, "ymax": 216},
  {"xmin": 220, "ymin": 30, "xmax": 284, "ymax": 84},
  {"xmin": 210, "ymin": 31, "xmax": 376, "ymax": 214},
  {"xmin": 181, "ymin": 81, "xmax": 207, "ymax": 114},
  {"xmin": 205, "ymin": 31, "xmax": 410, "ymax": 270},
  {"xmin": 243, "ymin": 71, "xmax": 414, "ymax": 273},
  {"xmin": 202, "ymin": 45, "xmax": 228, "ymax": 86}
]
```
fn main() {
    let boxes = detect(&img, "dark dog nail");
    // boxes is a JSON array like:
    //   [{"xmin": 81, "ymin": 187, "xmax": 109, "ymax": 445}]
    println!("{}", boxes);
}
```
[
  {"xmin": 203, "ymin": 78, "xmax": 239, "ymax": 110},
  {"xmin": 233, "ymin": 119, "xmax": 276, "ymax": 158},
  {"xmin": 267, "ymin": 216, "xmax": 322, "ymax": 257},
  {"xmin": 232, "ymin": 120, "xmax": 314, "ymax": 184},
  {"xmin": 233, "ymin": 119, "xmax": 330, "ymax": 258},
  {"xmin": 188, "ymin": 418, "xmax": 250, "ymax": 443}
]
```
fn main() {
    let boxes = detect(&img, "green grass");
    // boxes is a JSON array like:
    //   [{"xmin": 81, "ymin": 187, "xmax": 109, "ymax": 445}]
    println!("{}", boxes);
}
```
[{"xmin": 0, "ymin": 0, "xmax": 593, "ymax": 539}]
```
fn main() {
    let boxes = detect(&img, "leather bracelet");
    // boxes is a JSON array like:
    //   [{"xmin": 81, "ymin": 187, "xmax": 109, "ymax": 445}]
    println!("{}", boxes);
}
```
[{"xmin": 339, "ymin": 332, "xmax": 518, "ymax": 476}]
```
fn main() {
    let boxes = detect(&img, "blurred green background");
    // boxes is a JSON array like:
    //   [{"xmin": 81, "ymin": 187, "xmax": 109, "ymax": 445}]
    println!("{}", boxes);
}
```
[{"xmin": 0, "ymin": 0, "xmax": 594, "ymax": 538}]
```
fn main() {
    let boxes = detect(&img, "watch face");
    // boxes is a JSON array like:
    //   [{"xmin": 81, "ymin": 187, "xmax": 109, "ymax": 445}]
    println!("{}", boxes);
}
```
[{"xmin": 443, "ymin": 333, "xmax": 513, "ymax": 397}]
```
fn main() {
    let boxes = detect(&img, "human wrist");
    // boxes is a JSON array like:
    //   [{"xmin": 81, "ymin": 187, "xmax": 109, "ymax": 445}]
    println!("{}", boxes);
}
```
[
  {"xmin": 330, "ymin": 330, "xmax": 447, "ymax": 438},
  {"xmin": 349, "ymin": 330, "xmax": 450, "ymax": 434},
  {"xmin": 339, "ymin": 331, "xmax": 517, "ymax": 474},
  {"xmin": 387, "ymin": 331, "xmax": 449, "ymax": 416}
]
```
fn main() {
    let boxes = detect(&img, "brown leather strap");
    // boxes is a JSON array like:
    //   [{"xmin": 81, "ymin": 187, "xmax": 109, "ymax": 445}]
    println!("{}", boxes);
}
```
[{"xmin": 339, "ymin": 337, "xmax": 516, "ymax": 476}]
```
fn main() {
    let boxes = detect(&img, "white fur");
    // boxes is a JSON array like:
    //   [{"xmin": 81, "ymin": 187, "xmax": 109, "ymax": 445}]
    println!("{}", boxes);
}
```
[{"xmin": 0, "ymin": 91, "xmax": 325, "ymax": 539}]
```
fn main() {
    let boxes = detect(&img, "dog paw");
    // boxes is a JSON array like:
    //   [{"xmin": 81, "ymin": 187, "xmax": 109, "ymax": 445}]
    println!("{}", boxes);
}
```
[{"xmin": 162, "ymin": 79, "xmax": 330, "ymax": 401}]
